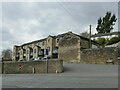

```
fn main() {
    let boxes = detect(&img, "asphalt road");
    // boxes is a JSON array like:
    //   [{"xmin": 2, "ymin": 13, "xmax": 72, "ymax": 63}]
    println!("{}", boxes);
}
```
[{"xmin": 2, "ymin": 63, "xmax": 118, "ymax": 88}]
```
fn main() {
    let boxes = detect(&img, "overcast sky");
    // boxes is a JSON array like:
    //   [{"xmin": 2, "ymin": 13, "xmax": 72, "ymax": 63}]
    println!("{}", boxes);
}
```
[{"xmin": 1, "ymin": 1, "xmax": 119, "ymax": 54}]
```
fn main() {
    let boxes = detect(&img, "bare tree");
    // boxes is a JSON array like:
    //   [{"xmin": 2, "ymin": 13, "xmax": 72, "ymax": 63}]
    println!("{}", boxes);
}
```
[
  {"xmin": 80, "ymin": 31, "xmax": 89, "ymax": 38},
  {"xmin": 2, "ymin": 49, "xmax": 12, "ymax": 61}
]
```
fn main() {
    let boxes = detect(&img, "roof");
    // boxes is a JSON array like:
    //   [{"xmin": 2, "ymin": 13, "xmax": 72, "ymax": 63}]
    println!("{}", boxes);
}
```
[
  {"xmin": 20, "ymin": 35, "xmax": 56, "ymax": 47},
  {"xmin": 56, "ymin": 32, "xmax": 67, "ymax": 38},
  {"xmin": 57, "ymin": 31, "xmax": 101, "ymax": 45},
  {"xmin": 106, "ymin": 41, "xmax": 120, "ymax": 47},
  {"xmin": 18, "ymin": 31, "xmax": 100, "ymax": 47},
  {"xmin": 72, "ymin": 33, "xmax": 101, "ymax": 45},
  {"xmin": 21, "ymin": 38, "xmax": 47, "ymax": 46},
  {"xmin": 91, "ymin": 31, "xmax": 120, "ymax": 37},
  {"xmin": 14, "ymin": 45, "xmax": 20, "ymax": 47}
]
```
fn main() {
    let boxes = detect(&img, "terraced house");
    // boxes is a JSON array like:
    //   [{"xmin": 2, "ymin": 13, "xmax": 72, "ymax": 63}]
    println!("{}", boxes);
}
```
[{"xmin": 13, "ymin": 32, "xmax": 100, "ymax": 63}]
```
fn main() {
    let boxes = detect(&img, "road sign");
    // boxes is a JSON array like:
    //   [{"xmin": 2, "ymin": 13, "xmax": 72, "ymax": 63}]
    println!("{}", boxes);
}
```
[
  {"xmin": 46, "ymin": 48, "xmax": 49, "ymax": 74},
  {"xmin": 46, "ymin": 48, "xmax": 49, "ymax": 55}
]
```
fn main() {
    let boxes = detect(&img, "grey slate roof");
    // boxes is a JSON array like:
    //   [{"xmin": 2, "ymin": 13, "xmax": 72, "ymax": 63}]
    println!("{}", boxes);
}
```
[
  {"xmin": 21, "ymin": 38, "xmax": 47, "ymax": 46},
  {"xmin": 19, "ymin": 31, "xmax": 100, "ymax": 47}
]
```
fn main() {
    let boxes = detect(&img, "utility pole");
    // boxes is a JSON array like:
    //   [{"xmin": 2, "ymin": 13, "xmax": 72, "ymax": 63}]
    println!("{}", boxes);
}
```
[{"xmin": 89, "ymin": 25, "xmax": 92, "ymax": 48}]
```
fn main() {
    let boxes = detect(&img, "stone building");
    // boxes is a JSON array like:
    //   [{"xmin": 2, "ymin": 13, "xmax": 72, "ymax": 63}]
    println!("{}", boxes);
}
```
[
  {"xmin": 13, "ymin": 32, "xmax": 100, "ymax": 62},
  {"xmin": 58, "ymin": 32, "xmax": 101, "ymax": 63}
]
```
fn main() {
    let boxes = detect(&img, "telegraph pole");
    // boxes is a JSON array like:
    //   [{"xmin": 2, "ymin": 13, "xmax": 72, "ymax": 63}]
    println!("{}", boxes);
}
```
[{"xmin": 89, "ymin": 25, "xmax": 92, "ymax": 48}]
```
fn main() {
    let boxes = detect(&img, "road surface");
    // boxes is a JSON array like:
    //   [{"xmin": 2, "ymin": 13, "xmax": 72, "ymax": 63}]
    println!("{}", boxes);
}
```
[{"xmin": 2, "ymin": 63, "xmax": 118, "ymax": 88}]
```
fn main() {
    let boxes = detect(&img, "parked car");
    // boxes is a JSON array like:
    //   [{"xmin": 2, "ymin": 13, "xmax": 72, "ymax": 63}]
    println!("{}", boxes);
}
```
[
  {"xmin": 34, "ymin": 57, "xmax": 41, "ymax": 61},
  {"xmin": 18, "ymin": 59, "xmax": 23, "ymax": 62}
]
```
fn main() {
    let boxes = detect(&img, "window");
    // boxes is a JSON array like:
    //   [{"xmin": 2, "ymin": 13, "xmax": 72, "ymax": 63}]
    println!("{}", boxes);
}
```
[
  {"xmin": 53, "ymin": 47, "xmax": 58, "ymax": 54},
  {"xmin": 57, "ymin": 39, "xmax": 59, "ymax": 43},
  {"xmin": 42, "ymin": 42, "xmax": 44, "ymax": 46},
  {"xmin": 27, "ymin": 50, "xmax": 29, "ymax": 54},
  {"xmin": 39, "ymin": 51, "xmax": 43, "ymax": 55},
  {"xmin": 34, "ymin": 49, "xmax": 36, "ymax": 53},
  {"xmin": 39, "ymin": 49, "xmax": 44, "ymax": 56},
  {"xmin": 23, "ymin": 49, "xmax": 26, "ymax": 53}
]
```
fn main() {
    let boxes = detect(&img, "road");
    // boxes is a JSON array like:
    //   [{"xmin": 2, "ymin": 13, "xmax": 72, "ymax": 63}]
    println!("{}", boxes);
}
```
[{"xmin": 2, "ymin": 63, "xmax": 118, "ymax": 88}]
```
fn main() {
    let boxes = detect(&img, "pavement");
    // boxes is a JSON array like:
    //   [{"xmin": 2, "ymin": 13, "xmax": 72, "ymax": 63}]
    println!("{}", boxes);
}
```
[{"xmin": 2, "ymin": 63, "xmax": 118, "ymax": 88}]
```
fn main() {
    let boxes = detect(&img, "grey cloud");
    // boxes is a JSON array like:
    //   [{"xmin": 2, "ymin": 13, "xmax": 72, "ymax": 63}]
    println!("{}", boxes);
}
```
[
  {"xmin": 118, "ymin": 2, "xmax": 120, "ymax": 31},
  {"xmin": 59, "ymin": 2, "xmax": 118, "ymax": 25},
  {"xmin": 2, "ymin": 2, "xmax": 118, "ymax": 51}
]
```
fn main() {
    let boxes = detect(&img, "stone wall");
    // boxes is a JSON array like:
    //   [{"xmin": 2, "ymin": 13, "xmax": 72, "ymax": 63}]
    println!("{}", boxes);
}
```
[
  {"xmin": 59, "ymin": 46, "xmax": 80, "ymax": 63},
  {"xmin": 2, "ymin": 59, "xmax": 63, "ymax": 74},
  {"xmin": 80, "ymin": 38, "xmax": 89, "ymax": 49},
  {"xmin": 81, "ymin": 47, "xmax": 119, "ymax": 64}
]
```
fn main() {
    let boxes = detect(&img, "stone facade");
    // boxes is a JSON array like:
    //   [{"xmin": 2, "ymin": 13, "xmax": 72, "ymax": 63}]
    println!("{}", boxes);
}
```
[
  {"xmin": 13, "ymin": 36, "xmax": 59, "ymax": 61},
  {"xmin": 13, "ymin": 32, "xmax": 100, "ymax": 62},
  {"xmin": 58, "ymin": 32, "xmax": 81, "ymax": 63},
  {"xmin": 58, "ymin": 32, "xmax": 100, "ymax": 63}
]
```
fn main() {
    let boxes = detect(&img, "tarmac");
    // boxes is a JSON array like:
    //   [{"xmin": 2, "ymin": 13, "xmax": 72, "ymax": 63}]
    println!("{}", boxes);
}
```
[{"xmin": 2, "ymin": 63, "xmax": 118, "ymax": 88}]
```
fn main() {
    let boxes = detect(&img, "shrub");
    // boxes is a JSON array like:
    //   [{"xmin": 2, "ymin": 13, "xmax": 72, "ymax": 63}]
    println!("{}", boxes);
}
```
[
  {"xmin": 96, "ymin": 38, "xmax": 106, "ymax": 47},
  {"xmin": 107, "ymin": 36, "xmax": 120, "ymax": 45}
]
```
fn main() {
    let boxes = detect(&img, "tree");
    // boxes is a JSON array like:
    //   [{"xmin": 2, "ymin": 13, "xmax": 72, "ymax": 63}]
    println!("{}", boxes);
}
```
[
  {"xmin": 80, "ymin": 31, "xmax": 89, "ymax": 38},
  {"xmin": 2, "ymin": 49, "xmax": 12, "ymax": 61},
  {"xmin": 96, "ymin": 12, "xmax": 117, "ymax": 34}
]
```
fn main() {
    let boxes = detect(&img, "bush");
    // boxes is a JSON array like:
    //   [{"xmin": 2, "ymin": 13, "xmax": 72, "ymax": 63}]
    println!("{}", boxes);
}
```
[
  {"xmin": 107, "ymin": 36, "xmax": 120, "ymax": 45},
  {"xmin": 96, "ymin": 38, "xmax": 106, "ymax": 47},
  {"xmin": 96, "ymin": 38, "xmax": 106, "ymax": 44}
]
